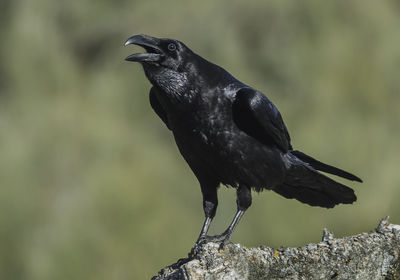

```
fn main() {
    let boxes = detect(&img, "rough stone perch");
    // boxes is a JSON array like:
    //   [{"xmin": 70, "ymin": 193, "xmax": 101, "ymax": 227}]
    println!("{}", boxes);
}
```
[{"xmin": 152, "ymin": 218, "xmax": 400, "ymax": 279}]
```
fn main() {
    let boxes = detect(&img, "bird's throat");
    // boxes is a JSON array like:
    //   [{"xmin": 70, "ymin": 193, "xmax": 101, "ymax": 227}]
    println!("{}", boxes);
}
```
[{"xmin": 144, "ymin": 66, "xmax": 191, "ymax": 103}]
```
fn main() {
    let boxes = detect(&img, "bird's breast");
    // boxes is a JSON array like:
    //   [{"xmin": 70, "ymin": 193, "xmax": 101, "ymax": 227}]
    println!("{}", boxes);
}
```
[{"xmin": 163, "ymin": 87, "xmax": 286, "ymax": 187}]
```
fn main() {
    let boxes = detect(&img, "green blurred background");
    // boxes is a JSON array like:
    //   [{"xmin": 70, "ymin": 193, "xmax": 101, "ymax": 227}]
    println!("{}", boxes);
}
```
[{"xmin": 1, "ymin": 0, "xmax": 400, "ymax": 279}]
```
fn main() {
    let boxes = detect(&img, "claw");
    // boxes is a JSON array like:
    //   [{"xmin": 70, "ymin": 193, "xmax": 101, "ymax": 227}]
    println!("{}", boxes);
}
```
[
  {"xmin": 218, "ymin": 239, "xmax": 230, "ymax": 250},
  {"xmin": 190, "ymin": 230, "xmax": 233, "ymax": 257},
  {"xmin": 189, "ymin": 239, "xmax": 206, "ymax": 258}
]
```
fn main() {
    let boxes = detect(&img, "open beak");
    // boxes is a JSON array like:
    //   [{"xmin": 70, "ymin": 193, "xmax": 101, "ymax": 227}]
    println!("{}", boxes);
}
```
[{"xmin": 124, "ymin": 34, "xmax": 163, "ymax": 63}]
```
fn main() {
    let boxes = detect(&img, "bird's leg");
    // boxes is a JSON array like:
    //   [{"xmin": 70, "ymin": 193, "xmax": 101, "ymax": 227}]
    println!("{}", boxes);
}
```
[
  {"xmin": 190, "ymin": 184, "xmax": 218, "ymax": 256},
  {"xmin": 196, "ymin": 184, "xmax": 218, "ymax": 241},
  {"xmin": 206, "ymin": 185, "xmax": 252, "ymax": 249},
  {"xmin": 197, "ymin": 216, "xmax": 213, "ymax": 243}
]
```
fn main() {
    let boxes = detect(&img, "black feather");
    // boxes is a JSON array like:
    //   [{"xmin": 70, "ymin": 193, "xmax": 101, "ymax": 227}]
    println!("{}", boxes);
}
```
[
  {"xmin": 291, "ymin": 150, "xmax": 362, "ymax": 182},
  {"xmin": 274, "ymin": 156, "xmax": 356, "ymax": 208}
]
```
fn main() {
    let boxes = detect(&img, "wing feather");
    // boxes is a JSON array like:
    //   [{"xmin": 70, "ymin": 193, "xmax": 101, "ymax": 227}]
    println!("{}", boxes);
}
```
[{"xmin": 232, "ymin": 88, "xmax": 291, "ymax": 152}]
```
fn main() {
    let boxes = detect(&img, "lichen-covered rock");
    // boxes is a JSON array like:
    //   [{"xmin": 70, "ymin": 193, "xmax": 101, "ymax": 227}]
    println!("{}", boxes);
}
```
[{"xmin": 152, "ymin": 218, "xmax": 400, "ymax": 280}]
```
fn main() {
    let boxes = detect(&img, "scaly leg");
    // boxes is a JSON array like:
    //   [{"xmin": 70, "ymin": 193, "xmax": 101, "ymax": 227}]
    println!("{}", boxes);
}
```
[
  {"xmin": 190, "ymin": 183, "xmax": 218, "ymax": 256},
  {"xmin": 205, "ymin": 185, "xmax": 252, "ymax": 248}
]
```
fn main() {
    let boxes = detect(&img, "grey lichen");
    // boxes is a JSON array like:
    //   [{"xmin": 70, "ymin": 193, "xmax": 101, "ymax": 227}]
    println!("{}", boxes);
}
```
[{"xmin": 152, "ymin": 218, "xmax": 400, "ymax": 280}]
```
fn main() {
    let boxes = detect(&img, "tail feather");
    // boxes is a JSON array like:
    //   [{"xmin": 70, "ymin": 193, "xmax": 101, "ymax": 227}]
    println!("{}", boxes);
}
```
[
  {"xmin": 274, "ymin": 156, "xmax": 357, "ymax": 208},
  {"xmin": 291, "ymin": 150, "xmax": 362, "ymax": 182}
]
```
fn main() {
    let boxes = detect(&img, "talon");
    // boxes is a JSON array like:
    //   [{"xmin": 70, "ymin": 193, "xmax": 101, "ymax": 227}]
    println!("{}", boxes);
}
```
[
  {"xmin": 192, "ymin": 230, "xmax": 232, "ymax": 256},
  {"xmin": 217, "ymin": 235, "xmax": 231, "ymax": 250},
  {"xmin": 189, "ymin": 240, "xmax": 207, "ymax": 258},
  {"xmin": 173, "ymin": 257, "xmax": 191, "ymax": 268}
]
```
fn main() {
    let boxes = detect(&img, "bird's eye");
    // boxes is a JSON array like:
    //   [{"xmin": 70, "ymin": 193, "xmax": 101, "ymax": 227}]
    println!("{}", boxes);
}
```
[{"xmin": 167, "ymin": 43, "xmax": 177, "ymax": 51}]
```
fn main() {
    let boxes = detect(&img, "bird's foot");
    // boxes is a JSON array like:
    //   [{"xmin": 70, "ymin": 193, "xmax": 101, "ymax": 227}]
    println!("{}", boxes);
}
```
[
  {"xmin": 204, "ymin": 232, "xmax": 232, "ymax": 250},
  {"xmin": 173, "ymin": 240, "xmax": 206, "ymax": 267},
  {"xmin": 174, "ymin": 233, "xmax": 232, "ymax": 268},
  {"xmin": 171, "ymin": 256, "xmax": 192, "ymax": 269},
  {"xmin": 191, "ymin": 231, "xmax": 232, "ymax": 254},
  {"xmin": 188, "ymin": 236, "xmax": 208, "ymax": 258}
]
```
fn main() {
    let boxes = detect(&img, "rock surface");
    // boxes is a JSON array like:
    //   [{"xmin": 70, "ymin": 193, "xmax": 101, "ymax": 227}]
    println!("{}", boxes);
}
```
[{"xmin": 152, "ymin": 218, "xmax": 400, "ymax": 280}]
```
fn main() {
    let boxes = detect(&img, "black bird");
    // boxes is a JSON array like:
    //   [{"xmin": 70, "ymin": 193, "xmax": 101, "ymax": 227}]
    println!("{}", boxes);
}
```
[{"xmin": 124, "ymin": 34, "xmax": 362, "ymax": 248}]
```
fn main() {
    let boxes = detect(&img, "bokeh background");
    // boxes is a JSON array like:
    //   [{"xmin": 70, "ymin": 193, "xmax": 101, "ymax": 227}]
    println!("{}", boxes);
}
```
[{"xmin": 1, "ymin": 0, "xmax": 400, "ymax": 279}]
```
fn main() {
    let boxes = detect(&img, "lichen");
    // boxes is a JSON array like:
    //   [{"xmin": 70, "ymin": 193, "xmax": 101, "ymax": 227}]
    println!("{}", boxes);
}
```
[{"xmin": 152, "ymin": 219, "xmax": 400, "ymax": 280}]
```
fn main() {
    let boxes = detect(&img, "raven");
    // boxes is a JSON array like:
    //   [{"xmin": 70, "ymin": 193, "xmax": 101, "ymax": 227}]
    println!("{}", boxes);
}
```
[{"xmin": 124, "ymin": 34, "xmax": 362, "ymax": 248}]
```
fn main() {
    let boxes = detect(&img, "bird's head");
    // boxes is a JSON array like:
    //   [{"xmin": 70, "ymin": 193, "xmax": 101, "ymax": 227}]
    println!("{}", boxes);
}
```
[
  {"xmin": 125, "ymin": 34, "xmax": 195, "ymax": 96},
  {"xmin": 124, "ymin": 34, "xmax": 190, "ymax": 69}
]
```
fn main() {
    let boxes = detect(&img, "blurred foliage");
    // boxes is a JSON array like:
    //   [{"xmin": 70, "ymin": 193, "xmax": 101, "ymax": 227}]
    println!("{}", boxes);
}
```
[{"xmin": 1, "ymin": 0, "xmax": 400, "ymax": 279}]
